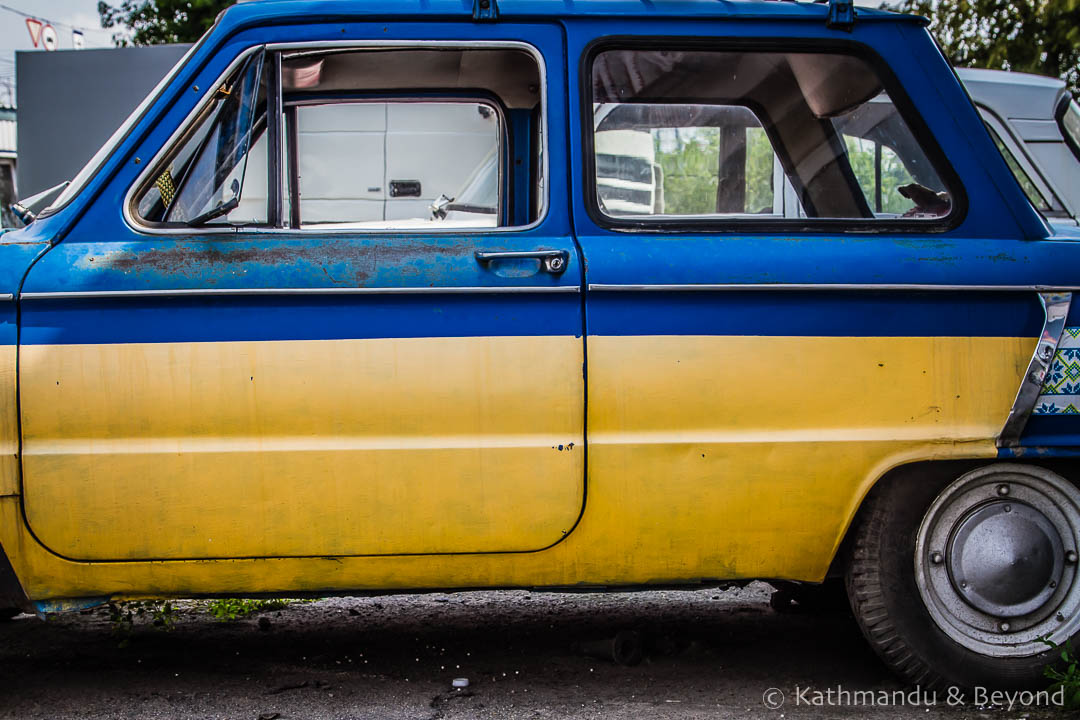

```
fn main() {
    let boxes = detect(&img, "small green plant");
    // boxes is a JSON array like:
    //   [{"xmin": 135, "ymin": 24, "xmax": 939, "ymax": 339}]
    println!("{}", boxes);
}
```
[
  {"xmin": 206, "ymin": 598, "xmax": 290, "ymax": 621},
  {"xmin": 106, "ymin": 600, "xmax": 178, "ymax": 646},
  {"xmin": 1041, "ymin": 637, "xmax": 1080, "ymax": 709}
]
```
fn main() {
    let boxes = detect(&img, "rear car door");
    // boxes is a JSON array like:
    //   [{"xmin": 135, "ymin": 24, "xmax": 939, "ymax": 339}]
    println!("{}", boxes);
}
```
[{"xmin": 568, "ymin": 17, "xmax": 1049, "ymax": 582}]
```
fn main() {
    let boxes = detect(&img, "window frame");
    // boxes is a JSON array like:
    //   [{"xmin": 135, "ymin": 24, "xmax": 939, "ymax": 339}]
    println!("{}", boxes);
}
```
[
  {"xmin": 579, "ymin": 36, "xmax": 968, "ymax": 234},
  {"xmin": 124, "ymin": 39, "xmax": 549, "ymax": 236}
]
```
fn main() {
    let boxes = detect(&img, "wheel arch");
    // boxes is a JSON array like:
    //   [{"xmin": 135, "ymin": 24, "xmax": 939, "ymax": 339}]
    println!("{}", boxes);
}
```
[{"xmin": 825, "ymin": 457, "xmax": 1080, "ymax": 580}]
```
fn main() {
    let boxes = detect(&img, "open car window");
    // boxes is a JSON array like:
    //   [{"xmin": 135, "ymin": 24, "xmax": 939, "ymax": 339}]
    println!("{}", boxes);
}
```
[
  {"xmin": 132, "ymin": 45, "xmax": 544, "ymax": 233},
  {"xmin": 589, "ymin": 48, "xmax": 956, "ymax": 226},
  {"xmin": 288, "ymin": 101, "xmax": 500, "ymax": 230}
]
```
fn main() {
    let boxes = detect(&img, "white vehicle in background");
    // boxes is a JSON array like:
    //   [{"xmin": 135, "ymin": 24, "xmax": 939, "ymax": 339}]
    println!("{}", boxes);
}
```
[
  {"xmin": 594, "ymin": 127, "xmax": 662, "ymax": 215},
  {"xmin": 959, "ymin": 68, "xmax": 1080, "ymax": 225},
  {"xmin": 233, "ymin": 100, "xmax": 500, "ymax": 229}
]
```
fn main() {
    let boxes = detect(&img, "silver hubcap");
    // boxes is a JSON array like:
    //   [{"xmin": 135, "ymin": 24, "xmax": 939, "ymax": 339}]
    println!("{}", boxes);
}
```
[{"xmin": 915, "ymin": 464, "xmax": 1080, "ymax": 657}]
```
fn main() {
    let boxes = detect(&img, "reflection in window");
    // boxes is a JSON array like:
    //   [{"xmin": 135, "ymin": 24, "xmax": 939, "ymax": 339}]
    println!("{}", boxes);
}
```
[
  {"xmin": 984, "ymin": 124, "xmax": 1051, "ymax": 212},
  {"xmin": 591, "ymin": 49, "xmax": 954, "ymax": 223}
]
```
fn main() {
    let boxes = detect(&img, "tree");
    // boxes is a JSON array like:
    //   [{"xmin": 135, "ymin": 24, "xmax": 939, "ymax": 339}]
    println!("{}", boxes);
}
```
[
  {"xmin": 98, "ymin": 0, "xmax": 236, "ymax": 46},
  {"xmin": 893, "ymin": 0, "xmax": 1080, "ymax": 94}
]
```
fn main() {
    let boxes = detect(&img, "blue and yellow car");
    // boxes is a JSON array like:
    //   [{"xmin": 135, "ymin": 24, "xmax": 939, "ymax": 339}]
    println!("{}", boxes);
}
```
[{"xmin": 0, "ymin": 0, "xmax": 1077, "ymax": 690}]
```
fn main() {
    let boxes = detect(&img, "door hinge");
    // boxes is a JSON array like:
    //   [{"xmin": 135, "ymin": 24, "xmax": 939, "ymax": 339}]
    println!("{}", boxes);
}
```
[
  {"xmin": 827, "ymin": 0, "xmax": 855, "ymax": 31},
  {"xmin": 473, "ymin": 0, "xmax": 498, "ymax": 21}
]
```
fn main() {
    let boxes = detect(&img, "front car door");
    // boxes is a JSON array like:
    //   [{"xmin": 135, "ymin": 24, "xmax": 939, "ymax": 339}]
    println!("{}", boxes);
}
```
[{"xmin": 18, "ymin": 22, "xmax": 584, "ymax": 561}]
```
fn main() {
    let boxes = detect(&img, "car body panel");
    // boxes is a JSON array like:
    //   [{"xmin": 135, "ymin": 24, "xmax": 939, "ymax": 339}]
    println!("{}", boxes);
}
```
[{"xmin": 0, "ymin": 0, "xmax": 1076, "ymax": 606}]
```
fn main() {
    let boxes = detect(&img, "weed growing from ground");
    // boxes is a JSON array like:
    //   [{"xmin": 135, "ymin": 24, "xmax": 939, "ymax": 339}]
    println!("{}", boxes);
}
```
[
  {"xmin": 1041, "ymin": 638, "xmax": 1080, "ymax": 709},
  {"xmin": 205, "ymin": 598, "xmax": 291, "ymax": 621},
  {"xmin": 106, "ymin": 600, "xmax": 178, "ymax": 646}
]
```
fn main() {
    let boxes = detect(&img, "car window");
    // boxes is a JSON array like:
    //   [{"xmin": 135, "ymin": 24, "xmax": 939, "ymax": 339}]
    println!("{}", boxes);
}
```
[
  {"xmin": 841, "ymin": 135, "xmax": 916, "ymax": 214},
  {"xmin": 137, "ymin": 49, "xmax": 267, "ymax": 227},
  {"xmin": 589, "ymin": 49, "xmax": 956, "ymax": 225},
  {"xmin": 289, "ymin": 101, "xmax": 500, "ymax": 230},
  {"xmin": 133, "ymin": 45, "xmax": 544, "ymax": 233},
  {"xmin": 595, "ymin": 105, "xmax": 781, "ymax": 217},
  {"xmin": 1060, "ymin": 99, "xmax": 1080, "ymax": 163},
  {"xmin": 984, "ymin": 123, "xmax": 1052, "ymax": 213}
]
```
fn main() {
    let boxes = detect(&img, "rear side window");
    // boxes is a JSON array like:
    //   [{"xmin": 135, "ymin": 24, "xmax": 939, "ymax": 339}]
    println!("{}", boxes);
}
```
[{"xmin": 588, "ymin": 48, "xmax": 956, "ymax": 226}]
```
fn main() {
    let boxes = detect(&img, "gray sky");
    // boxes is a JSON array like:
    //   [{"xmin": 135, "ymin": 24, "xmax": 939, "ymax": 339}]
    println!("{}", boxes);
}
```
[{"xmin": 0, "ymin": 0, "xmax": 125, "ymax": 105}]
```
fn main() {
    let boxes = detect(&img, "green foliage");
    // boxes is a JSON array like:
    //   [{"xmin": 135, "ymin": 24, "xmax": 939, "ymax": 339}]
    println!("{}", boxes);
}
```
[
  {"xmin": 654, "ymin": 127, "xmax": 775, "ymax": 215},
  {"xmin": 892, "ymin": 0, "xmax": 1080, "ymax": 95},
  {"xmin": 98, "ymin": 0, "xmax": 236, "ymax": 46},
  {"xmin": 1041, "ymin": 637, "xmax": 1080, "ymax": 709},
  {"xmin": 106, "ymin": 600, "xmax": 177, "ymax": 646},
  {"xmin": 206, "ymin": 598, "xmax": 290, "ymax": 621},
  {"xmin": 843, "ymin": 136, "xmax": 916, "ymax": 214},
  {"xmin": 656, "ymin": 128, "xmax": 719, "ymax": 215},
  {"xmin": 745, "ymin": 129, "xmax": 776, "ymax": 214}
]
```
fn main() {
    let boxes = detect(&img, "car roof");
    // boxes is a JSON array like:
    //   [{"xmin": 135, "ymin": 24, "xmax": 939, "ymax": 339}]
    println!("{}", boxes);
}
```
[
  {"xmin": 957, "ymin": 67, "xmax": 1070, "ymax": 121},
  {"xmin": 225, "ymin": 0, "xmax": 912, "ymax": 24}
]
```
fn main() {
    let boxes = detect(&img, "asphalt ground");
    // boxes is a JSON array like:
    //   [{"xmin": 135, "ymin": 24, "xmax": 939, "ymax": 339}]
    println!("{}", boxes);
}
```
[{"xmin": 0, "ymin": 583, "xmax": 1068, "ymax": 719}]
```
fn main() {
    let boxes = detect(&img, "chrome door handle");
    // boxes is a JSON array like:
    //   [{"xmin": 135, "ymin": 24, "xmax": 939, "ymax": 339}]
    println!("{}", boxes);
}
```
[{"xmin": 475, "ymin": 249, "xmax": 569, "ymax": 274}]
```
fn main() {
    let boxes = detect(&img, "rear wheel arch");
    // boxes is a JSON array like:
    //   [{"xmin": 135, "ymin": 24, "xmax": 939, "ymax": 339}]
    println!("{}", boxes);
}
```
[{"xmin": 838, "ymin": 458, "xmax": 1080, "ymax": 689}]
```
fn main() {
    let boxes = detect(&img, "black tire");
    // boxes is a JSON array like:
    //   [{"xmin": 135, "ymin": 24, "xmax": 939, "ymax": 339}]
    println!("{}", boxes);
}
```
[{"xmin": 845, "ymin": 465, "xmax": 1067, "ymax": 691}]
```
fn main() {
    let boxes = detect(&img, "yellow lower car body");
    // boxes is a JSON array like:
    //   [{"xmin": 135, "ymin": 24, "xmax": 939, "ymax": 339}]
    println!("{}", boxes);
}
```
[{"xmin": 1, "ymin": 333, "xmax": 1032, "ymax": 603}]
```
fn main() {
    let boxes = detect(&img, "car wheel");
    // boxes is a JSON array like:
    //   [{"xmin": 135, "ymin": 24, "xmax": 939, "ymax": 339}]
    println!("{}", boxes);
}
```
[{"xmin": 846, "ymin": 463, "xmax": 1080, "ymax": 690}]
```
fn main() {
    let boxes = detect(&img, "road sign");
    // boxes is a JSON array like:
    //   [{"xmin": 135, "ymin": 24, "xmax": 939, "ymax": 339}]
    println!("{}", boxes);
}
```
[
  {"xmin": 41, "ymin": 25, "xmax": 58, "ymax": 52},
  {"xmin": 25, "ymin": 18, "xmax": 42, "ymax": 48},
  {"xmin": 72, "ymin": 30, "xmax": 84, "ymax": 50}
]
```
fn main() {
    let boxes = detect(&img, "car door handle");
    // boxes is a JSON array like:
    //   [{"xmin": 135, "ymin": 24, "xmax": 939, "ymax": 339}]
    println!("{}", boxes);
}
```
[{"xmin": 475, "ymin": 249, "xmax": 569, "ymax": 274}]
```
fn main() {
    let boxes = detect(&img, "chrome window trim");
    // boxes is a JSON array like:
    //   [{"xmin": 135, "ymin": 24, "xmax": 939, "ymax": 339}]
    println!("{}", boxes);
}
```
[
  {"xmin": 20, "ymin": 286, "xmax": 579, "ymax": 300},
  {"xmin": 123, "ymin": 40, "xmax": 550, "ymax": 237},
  {"xmin": 999, "ymin": 291, "xmax": 1072, "ymax": 447},
  {"xmin": 588, "ymin": 283, "xmax": 1080, "ymax": 292}
]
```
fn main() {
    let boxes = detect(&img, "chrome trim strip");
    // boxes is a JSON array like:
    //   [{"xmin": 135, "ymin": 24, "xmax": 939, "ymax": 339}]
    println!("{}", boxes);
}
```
[
  {"xmin": 0, "ymin": 294, "xmax": 13, "ymax": 302},
  {"xmin": 588, "ymin": 283, "xmax": 1080, "ymax": 292},
  {"xmin": 999, "ymin": 291, "xmax": 1072, "ymax": 448},
  {"xmin": 123, "ymin": 40, "xmax": 549, "ymax": 237},
  {"xmin": 20, "ymin": 286, "xmax": 580, "ymax": 300}
]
